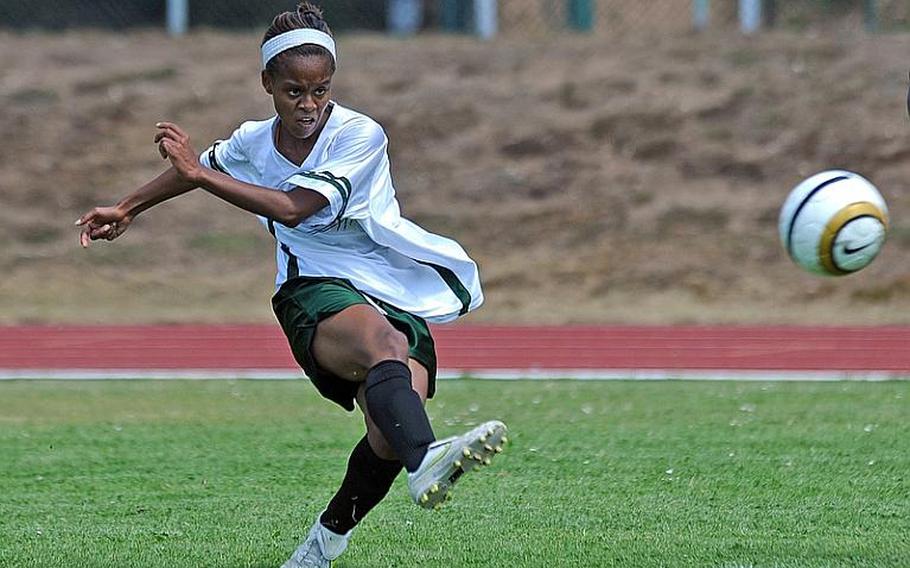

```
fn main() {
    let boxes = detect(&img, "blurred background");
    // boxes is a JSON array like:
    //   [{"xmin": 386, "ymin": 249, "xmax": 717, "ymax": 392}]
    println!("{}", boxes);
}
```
[
  {"xmin": 0, "ymin": 0, "xmax": 908, "ymax": 325},
  {"xmin": 2, "ymin": 1, "xmax": 910, "ymax": 34}
]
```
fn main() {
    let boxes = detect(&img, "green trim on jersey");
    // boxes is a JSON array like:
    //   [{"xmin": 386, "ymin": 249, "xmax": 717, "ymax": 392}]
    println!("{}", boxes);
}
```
[
  {"xmin": 416, "ymin": 260, "xmax": 472, "ymax": 316},
  {"xmin": 208, "ymin": 142, "xmax": 228, "ymax": 174},
  {"xmin": 294, "ymin": 171, "xmax": 351, "ymax": 231},
  {"xmin": 281, "ymin": 243, "xmax": 299, "ymax": 279}
]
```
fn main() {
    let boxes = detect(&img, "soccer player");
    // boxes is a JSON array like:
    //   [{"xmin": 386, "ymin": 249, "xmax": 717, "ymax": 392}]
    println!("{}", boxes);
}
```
[{"xmin": 75, "ymin": 3, "xmax": 508, "ymax": 567}]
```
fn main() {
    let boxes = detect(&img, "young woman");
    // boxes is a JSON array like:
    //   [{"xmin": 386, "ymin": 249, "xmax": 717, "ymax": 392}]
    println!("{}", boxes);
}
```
[{"xmin": 75, "ymin": 3, "xmax": 507, "ymax": 567}]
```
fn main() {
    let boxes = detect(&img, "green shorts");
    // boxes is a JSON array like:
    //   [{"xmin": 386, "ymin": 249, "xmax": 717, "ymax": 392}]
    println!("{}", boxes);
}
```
[{"xmin": 271, "ymin": 276, "xmax": 438, "ymax": 411}]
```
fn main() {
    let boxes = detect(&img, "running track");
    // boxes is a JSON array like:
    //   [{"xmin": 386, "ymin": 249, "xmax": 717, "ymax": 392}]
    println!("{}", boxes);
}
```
[{"xmin": 0, "ymin": 325, "xmax": 907, "ymax": 380}]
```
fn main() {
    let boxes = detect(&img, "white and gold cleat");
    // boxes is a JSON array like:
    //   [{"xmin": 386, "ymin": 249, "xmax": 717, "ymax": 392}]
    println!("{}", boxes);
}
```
[{"xmin": 407, "ymin": 420, "xmax": 508, "ymax": 510}]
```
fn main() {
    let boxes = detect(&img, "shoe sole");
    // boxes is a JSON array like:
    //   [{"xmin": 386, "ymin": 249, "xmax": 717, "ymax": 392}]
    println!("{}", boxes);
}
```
[{"xmin": 416, "ymin": 420, "xmax": 508, "ymax": 509}]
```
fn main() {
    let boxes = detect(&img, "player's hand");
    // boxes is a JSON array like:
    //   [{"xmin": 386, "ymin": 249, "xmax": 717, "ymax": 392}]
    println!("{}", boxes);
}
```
[
  {"xmin": 155, "ymin": 122, "xmax": 204, "ymax": 185},
  {"xmin": 75, "ymin": 205, "xmax": 133, "ymax": 248}
]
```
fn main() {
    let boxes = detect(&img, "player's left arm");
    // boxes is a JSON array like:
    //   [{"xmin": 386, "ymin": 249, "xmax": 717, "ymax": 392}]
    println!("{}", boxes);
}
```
[{"xmin": 156, "ymin": 122, "xmax": 328, "ymax": 226}]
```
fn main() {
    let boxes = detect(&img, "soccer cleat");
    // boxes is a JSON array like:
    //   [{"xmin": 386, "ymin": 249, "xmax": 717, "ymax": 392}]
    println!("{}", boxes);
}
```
[
  {"xmin": 407, "ymin": 420, "xmax": 508, "ymax": 510},
  {"xmin": 280, "ymin": 516, "xmax": 351, "ymax": 568}
]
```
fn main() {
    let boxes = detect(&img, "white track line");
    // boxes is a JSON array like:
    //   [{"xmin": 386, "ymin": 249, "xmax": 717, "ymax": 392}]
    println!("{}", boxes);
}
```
[{"xmin": 0, "ymin": 368, "xmax": 906, "ymax": 381}]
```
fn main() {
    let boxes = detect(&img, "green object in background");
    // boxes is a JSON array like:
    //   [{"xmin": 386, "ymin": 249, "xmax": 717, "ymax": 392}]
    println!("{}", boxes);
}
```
[
  {"xmin": 864, "ymin": 0, "xmax": 879, "ymax": 32},
  {"xmin": 440, "ymin": 0, "xmax": 470, "ymax": 32},
  {"xmin": 568, "ymin": 0, "xmax": 594, "ymax": 32}
]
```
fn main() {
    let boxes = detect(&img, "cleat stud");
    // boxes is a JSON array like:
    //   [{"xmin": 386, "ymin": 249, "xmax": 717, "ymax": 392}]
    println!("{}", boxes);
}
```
[
  {"xmin": 483, "ymin": 457, "xmax": 491, "ymax": 466},
  {"xmin": 494, "ymin": 446, "xmax": 503, "ymax": 453},
  {"xmin": 420, "ymin": 494, "xmax": 429, "ymax": 504},
  {"xmin": 454, "ymin": 460, "xmax": 462, "ymax": 468},
  {"xmin": 433, "ymin": 503, "xmax": 442, "ymax": 511},
  {"xmin": 430, "ymin": 484, "xmax": 439, "ymax": 494},
  {"xmin": 473, "ymin": 453, "xmax": 483, "ymax": 461},
  {"xmin": 462, "ymin": 448, "xmax": 472, "ymax": 458},
  {"xmin": 484, "ymin": 444, "xmax": 494, "ymax": 452},
  {"xmin": 480, "ymin": 435, "xmax": 487, "ymax": 443},
  {"xmin": 501, "ymin": 436, "xmax": 509, "ymax": 445}
]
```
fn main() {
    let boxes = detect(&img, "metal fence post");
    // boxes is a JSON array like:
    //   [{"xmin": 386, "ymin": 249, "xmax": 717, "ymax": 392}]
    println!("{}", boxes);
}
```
[
  {"xmin": 738, "ymin": 0, "xmax": 762, "ymax": 34},
  {"xmin": 388, "ymin": 0, "xmax": 422, "ymax": 35},
  {"xmin": 568, "ymin": 0, "xmax": 594, "ymax": 32},
  {"xmin": 166, "ymin": 0, "xmax": 189, "ymax": 36},
  {"xmin": 473, "ymin": 0, "xmax": 497, "ymax": 39},
  {"xmin": 693, "ymin": 0, "xmax": 710, "ymax": 31}
]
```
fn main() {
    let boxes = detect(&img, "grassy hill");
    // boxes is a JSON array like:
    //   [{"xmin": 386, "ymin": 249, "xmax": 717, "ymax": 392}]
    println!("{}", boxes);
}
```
[{"xmin": 1, "ymin": 30, "xmax": 908, "ymax": 324}]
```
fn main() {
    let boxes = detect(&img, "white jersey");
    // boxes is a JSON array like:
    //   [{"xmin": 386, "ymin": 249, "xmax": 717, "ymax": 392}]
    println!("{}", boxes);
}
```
[{"xmin": 199, "ymin": 103, "xmax": 483, "ymax": 323}]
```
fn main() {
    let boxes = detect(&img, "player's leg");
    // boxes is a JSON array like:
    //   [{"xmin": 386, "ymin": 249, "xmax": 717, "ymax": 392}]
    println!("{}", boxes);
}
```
[
  {"xmin": 316, "ymin": 305, "xmax": 508, "ymax": 509},
  {"xmin": 276, "ymin": 281, "xmax": 507, "ymax": 566},
  {"xmin": 312, "ymin": 304, "xmax": 436, "ymax": 472},
  {"xmin": 282, "ymin": 339, "xmax": 432, "ymax": 568},
  {"xmin": 318, "ymin": 360, "xmax": 429, "ymax": 535},
  {"xmin": 357, "ymin": 358, "xmax": 430, "ymax": 459},
  {"xmin": 275, "ymin": 283, "xmax": 429, "ymax": 568}
]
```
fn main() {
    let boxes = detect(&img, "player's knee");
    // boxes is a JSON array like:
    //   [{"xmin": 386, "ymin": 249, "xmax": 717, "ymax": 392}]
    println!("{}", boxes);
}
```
[
  {"xmin": 339, "ymin": 323, "xmax": 409, "ymax": 379},
  {"xmin": 368, "ymin": 325, "xmax": 409, "ymax": 365}
]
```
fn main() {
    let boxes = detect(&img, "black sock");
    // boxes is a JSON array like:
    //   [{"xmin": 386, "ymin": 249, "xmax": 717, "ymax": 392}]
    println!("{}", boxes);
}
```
[
  {"xmin": 364, "ymin": 360, "xmax": 435, "ymax": 472},
  {"xmin": 320, "ymin": 436, "xmax": 403, "ymax": 534}
]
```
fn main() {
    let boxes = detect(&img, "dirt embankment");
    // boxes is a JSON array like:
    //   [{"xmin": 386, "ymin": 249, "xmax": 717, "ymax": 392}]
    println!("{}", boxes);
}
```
[{"xmin": 1, "ymin": 30, "xmax": 908, "ymax": 324}]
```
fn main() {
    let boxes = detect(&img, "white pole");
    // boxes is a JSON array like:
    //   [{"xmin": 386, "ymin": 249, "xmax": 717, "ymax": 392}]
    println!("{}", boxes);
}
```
[
  {"xmin": 388, "ymin": 0, "xmax": 422, "ymax": 36},
  {"xmin": 693, "ymin": 0, "xmax": 710, "ymax": 31},
  {"xmin": 474, "ymin": 0, "xmax": 497, "ymax": 40},
  {"xmin": 167, "ymin": 0, "xmax": 189, "ymax": 36},
  {"xmin": 739, "ymin": 0, "xmax": 762, "ymax": 34}
]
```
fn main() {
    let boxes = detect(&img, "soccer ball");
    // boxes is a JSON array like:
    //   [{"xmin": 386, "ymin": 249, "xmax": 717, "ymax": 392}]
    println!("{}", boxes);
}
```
[{"xmin": 778, "ymin": 170, "xmax": 889, "ymax": 276}]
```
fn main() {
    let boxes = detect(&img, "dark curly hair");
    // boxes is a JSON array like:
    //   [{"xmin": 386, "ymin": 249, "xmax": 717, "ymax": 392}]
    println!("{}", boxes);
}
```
[{"xmin": 262, "ymin": 2, "xmax": 335, "ymax": 75}]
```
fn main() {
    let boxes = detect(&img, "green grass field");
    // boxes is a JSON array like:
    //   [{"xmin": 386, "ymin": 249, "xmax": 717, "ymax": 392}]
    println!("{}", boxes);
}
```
[{"xmin": 1, "ymin": 379, "xmax": 908, "ymax": 568}]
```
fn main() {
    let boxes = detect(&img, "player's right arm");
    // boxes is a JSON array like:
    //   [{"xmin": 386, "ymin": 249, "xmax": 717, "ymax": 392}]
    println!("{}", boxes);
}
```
[{"xmin": 75, "ymin": 166, "xmax": 196, "ymax": 248}]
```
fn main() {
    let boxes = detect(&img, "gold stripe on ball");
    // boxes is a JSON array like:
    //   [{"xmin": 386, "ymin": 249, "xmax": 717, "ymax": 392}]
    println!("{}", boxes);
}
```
[{"xmin": 818, "ymin": 202, "xmax": 888, "ymax": 275}]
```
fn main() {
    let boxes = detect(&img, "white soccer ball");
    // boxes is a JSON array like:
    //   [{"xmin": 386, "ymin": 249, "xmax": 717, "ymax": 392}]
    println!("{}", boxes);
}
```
[{"xmin": 779, "ymin": 170, "xmax": 889, "ymax": 276}]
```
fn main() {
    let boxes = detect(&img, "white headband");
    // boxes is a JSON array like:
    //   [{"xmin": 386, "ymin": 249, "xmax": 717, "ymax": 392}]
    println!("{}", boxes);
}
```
[{"xmin": 261, "ymin": 29, "xmax": 337, "ymax": 69}]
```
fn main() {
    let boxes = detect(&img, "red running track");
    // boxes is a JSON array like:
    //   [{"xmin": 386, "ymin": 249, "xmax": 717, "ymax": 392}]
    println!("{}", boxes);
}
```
[{"xmin": 0, "ymin": 325, "xmax": 907, "ymax": 379}]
